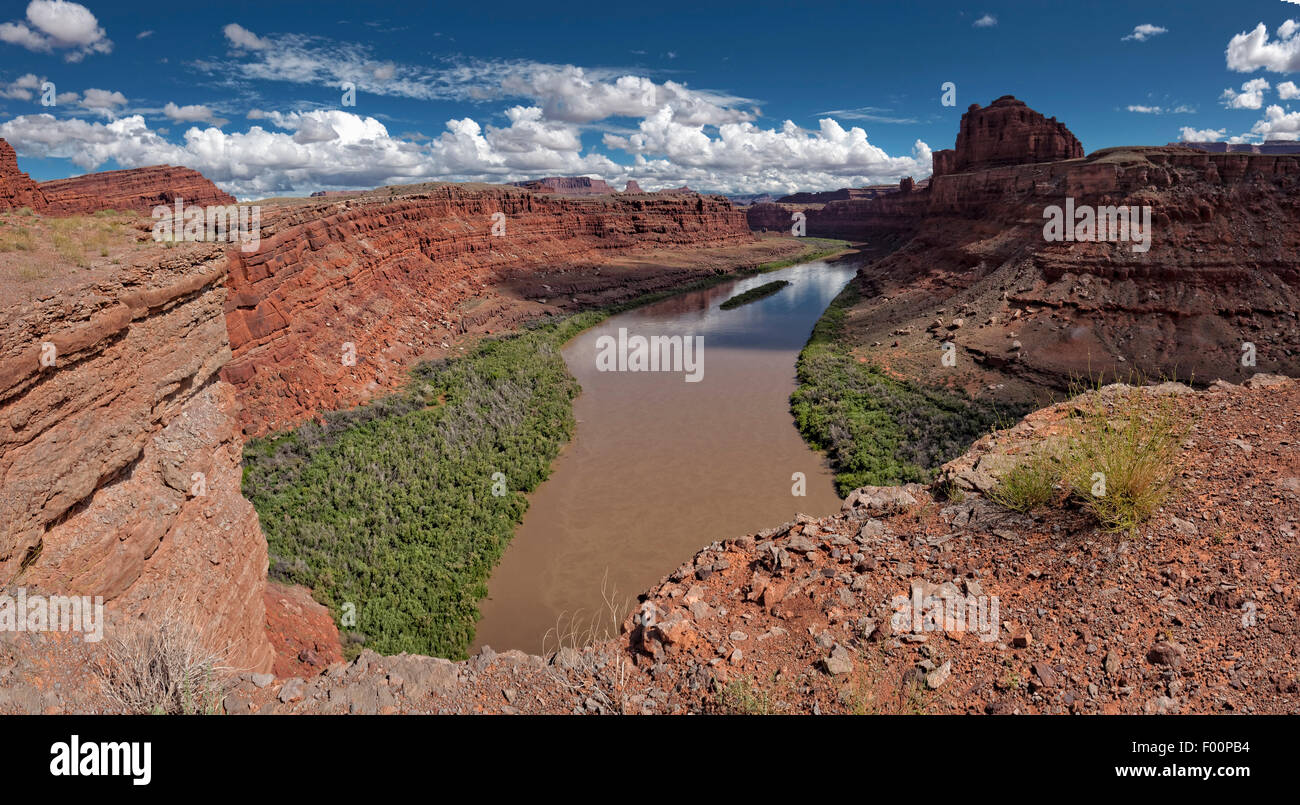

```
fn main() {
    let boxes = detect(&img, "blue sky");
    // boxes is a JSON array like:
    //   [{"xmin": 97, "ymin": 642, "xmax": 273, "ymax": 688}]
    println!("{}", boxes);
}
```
[{"xmin": 1, "ymin": 0, "xmax": 1298, "ymax": 198}]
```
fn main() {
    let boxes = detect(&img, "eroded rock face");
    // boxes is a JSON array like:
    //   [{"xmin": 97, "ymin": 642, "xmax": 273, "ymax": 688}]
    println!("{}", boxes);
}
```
[
  {"xmin": 0, "ymin": 139, "xmax": 48, "ymax": 211},
  {"xmin": 623, "ymin": 180, "xmax": 645, "ymax": 193},
  {"xmin": 0, "ymin": 246, "xmax": 273, "ymax": 671},
  {"xmin": 39, "ymin": 165, "xmax": 237, "ymax": 216},
  {"xmin": 932, "ymin": 95, "xmax": 1083, "ymax": 177},
  {"xmin": 222, "ymin": 184, "xmax": 753, "ymax": 435}
]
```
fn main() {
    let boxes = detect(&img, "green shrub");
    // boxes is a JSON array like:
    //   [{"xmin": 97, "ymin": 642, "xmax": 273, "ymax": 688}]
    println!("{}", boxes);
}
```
[
  {"xmin": 790, "ymin": 283, "xmax": 1016, "ymax": 494},
  {"xmin": 987, "ymin": 449, "xmax": 1062, "ymax": 513},
  {"xmin": 242, "ymin": 315, "xmax": 600, "ymax": 660},
  {"xmin": 720, "ymin": 280, "xmax": 790, "ymax": 310}
]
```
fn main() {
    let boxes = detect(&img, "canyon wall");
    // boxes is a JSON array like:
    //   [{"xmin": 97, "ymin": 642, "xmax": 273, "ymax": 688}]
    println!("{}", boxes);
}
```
[
  {"xmin": 40, "ymin": 165, "xmax": 237, "ymax": 216},
  {"xmin": 782, "ymin": 143, "xmax": 1300, "ymax": 400},
  {"xmin": 0, "ymin": 137, "xmax": 237, "ymax": 216},
  {"xmin": 223, "ymin": 184, "xmax": 754, "ymax": 435},
  {"xmin": 0, "ymin": 139, "xmax": 47, "ymax": 211},
  {"xmin": 0, "ymin": 245, "xmax": 273, "ymax": 671}
]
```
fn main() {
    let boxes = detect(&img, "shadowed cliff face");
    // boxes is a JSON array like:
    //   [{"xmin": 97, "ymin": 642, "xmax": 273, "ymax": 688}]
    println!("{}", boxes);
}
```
[
  {"xmin": 220, "ymin": 183, "xmax": 760, "ymax": 436},
  {"xmin": 748, "ymin": 145, "xmax": 1300, "ymax": 401}
]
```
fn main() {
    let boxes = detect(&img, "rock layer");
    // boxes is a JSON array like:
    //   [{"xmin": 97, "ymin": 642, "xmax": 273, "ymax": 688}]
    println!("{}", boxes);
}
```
[
  {"xmin": 932, "ymin": 95, "xmax": 1082, "ymax": 177},
  {"xmin": 511, "ymin": 176, "xmax": 616, "ymax": 195},
  {"xmin": 39, "ymin": 164, "xmax": 237, "ymax": 216},
  {"xmin": 0, "ymin": 245, "xmax": 273, "ymax": 671},
  {"xmin": 222, "ymin": 184, "xmax": 753, "ymax": 435}
]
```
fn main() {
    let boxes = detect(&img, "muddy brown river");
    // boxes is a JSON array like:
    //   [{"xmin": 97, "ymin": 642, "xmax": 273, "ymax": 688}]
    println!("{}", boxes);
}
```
[{"xmin": 472, "ymin": 258, "xmax": 858, "ymax": 653}]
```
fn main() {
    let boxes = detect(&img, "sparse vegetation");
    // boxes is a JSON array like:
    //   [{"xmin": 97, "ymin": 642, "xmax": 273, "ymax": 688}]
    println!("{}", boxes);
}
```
[
  {"xmin": 97, "ymin": 612, "xmax": 229, "ymax": 715},
  {"xmin": 1063, "ymin": 383, "xmax": 1189, "ymax": 532},
  {"xmin": 719, "ymin": 279, "xmax": 790, "ymax": 310},
  {"xmin": 714, "ymin": 676, "xmax": 779, "ymax": 715},
  {"xmin": 980, "ymin": 379, "xmax": 1192, "ymax": 533},
  {"xmin": 791, "ymin": 282, "xmax": 1016, "ymax": 494},
  {"xmin": 987, "ymin": 448, "xmax": 1063, "ymax": 513}
]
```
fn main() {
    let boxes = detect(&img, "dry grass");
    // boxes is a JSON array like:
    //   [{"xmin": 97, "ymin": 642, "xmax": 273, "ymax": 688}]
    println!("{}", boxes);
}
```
[
  {"xmin": 0, "ymin": 210, "xmax": 139, "ymax": 278},
  {"xmin": 541, "ymin": 570, "xmax": 630, "ymax": 656},
  {"xmin": 1064, "ymin": 384, "xmax": 1189, "ymax": 533},
  {"xmin": 984, "ymin": 379, "xmax": 1192, "ymax": 532},
  {"xmin": 987, "ymin": 447, "xmax": 1064, "ymax": 513},
  {"xmin": 95, "ymin": 610, "xmax": 232, "ymax": 715}
]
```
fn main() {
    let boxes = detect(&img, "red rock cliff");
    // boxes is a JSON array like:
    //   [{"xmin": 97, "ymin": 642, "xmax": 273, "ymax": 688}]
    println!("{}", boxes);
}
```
[
  {"xmin": 0, "ymin": 246, "xmax": 274, "ymax": 671},
  {"xmin": 932, "ymin": 95, "xmax": 1083, "ymax": 177},
  {"xmin": 40, "ymin": 165, "xmax": 237, "ymax": 216},
  {"xmin": 222, "ymin": 184, "xmax": 753, "ymax": 435},
  {"xmin": 0, "ymin": 138, "xmax": 48, "ymax": 211}
]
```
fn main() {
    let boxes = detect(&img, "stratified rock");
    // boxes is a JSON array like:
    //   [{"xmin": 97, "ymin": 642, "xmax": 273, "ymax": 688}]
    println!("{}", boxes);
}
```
[
  {"xmin": 511, "ymin": 176, "xmax": 616, "ymax": 195},
  {"xmin": 0, "ymin": 244, "xmax": 273, "ymax": 672},
  {"xmin": 40, "ymin": 165, "xmax": 236, "ymax": 215},
  {"xmin": 222, "ymin": 184, "xmax": 751, "ymax": 436},
  {"xmin": 623, "ymin": 180, "xmax": 644, "ymax": 193}
]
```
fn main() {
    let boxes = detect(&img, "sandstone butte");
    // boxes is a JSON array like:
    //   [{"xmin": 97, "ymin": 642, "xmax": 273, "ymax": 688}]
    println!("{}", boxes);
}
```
[
  {"xmin": 1, "ymin": 97, "xmax": 1298, "ymax": 712},
  {"xmin": 932, "ymin": 94, "xmax": 1083, "ymax": 177},
  {"xmin": 0, "ymin": 138, "xmax": 48, "ymax": 210}
]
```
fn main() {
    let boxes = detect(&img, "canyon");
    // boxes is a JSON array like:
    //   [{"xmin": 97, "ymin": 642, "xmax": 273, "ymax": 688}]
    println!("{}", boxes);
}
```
[
  {"xmin": 0, "ymin": 149, "xmax": 802, "ymax": 679},
  {"xmin": 1, "ymin": 89, "xmax": 1298, "ymax": 714},
  {"xmin": 747, "ymin": 97, "xmax": 1300, "ymax": 405}
]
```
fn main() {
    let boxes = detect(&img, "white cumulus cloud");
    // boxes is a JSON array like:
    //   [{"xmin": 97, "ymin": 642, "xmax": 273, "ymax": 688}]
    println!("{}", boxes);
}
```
[
  {"xmin": 1226, "ymin": 20, "xmax": 1300, "ymax": 72},
  {"xmin": 1221, "ymin": 78, "xmax": 1271, "ymax": 109},
  {"xmin": 0, "ymin": 0, "xmax": 111, "ymax": 61}
]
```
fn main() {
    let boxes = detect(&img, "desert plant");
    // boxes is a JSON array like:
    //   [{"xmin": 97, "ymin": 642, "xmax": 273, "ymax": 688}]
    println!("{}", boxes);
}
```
[
  {"xmin": 96, "ymin": 612, "xmax": 231, "ymax": 715},
  {"xmin": 987, "ymin": 448, "xmax": 1063, "ymax": 513},
  {"xmin": 1063, "ymin": 384, "xmax": 1188, "ymax": 532},
  {"xmin": 714, "ymin": 677, "xmax": 777, "ymax": 715}
]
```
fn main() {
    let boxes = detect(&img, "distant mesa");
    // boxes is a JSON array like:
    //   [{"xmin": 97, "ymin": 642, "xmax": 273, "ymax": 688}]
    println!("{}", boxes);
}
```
[
  {"xmin": 623, "ymin": 180, "xmax": 644, "ymax": 194},
  {"xmin": 0, "ymin": 137, "xmax": 236, "ymax": 216},
  {"xmin": 40, "ymin": 166, "xmax": 236, "ymax": 216},
  {"xmin": 1173, "ymin": 140, "xmax": 1300, "ymax": 155},
  {"xmin": 511, "ymin": 176, "xmax": 616, "ymax": 195},
  {"xmin": 777, "ymin": 185, "xmax": 906, "ymax": 204},
  {"xmin": 654, "ymin": 185, "xmax": 695, "ymax": 195},
  {"xmin": 310, "ymin": 190, "xmax": 363, "ymax": 197},
  {"xmin": 931, "ymin": 95, "xmax": 1083, "ymax": 177}
]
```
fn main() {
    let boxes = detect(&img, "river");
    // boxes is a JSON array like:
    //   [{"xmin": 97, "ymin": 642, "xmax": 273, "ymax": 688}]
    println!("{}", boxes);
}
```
[{"xmin": 471, "ymin": 257, "xmax": 858, "ymax": 653}]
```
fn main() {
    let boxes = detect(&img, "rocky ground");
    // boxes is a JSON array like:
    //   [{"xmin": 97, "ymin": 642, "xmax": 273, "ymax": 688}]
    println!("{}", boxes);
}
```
[{"xmin": 6, "ymin": 374, "xmax": 1293, "ymax": 715}]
